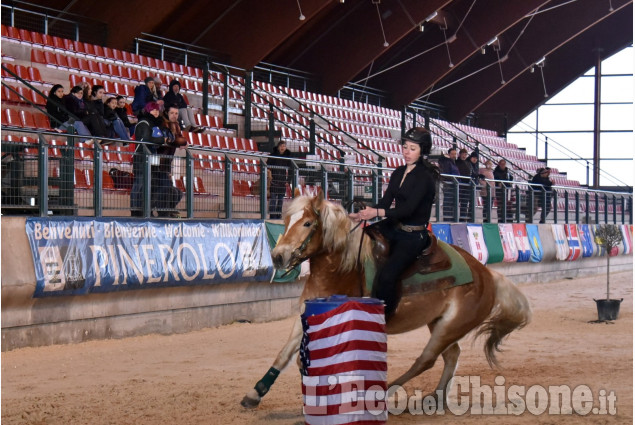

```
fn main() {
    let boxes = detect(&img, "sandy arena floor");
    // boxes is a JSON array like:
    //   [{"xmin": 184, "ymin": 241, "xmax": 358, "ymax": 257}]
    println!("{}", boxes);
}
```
[{"xmin": 2, "ymin": 270, "xmax": 633, "ymax": 424}]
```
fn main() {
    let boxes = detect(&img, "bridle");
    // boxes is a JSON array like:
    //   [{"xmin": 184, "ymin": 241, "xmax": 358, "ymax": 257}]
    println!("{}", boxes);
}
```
[{"xmin": 280, "ymin": 206, "xmax": 321, "ymax": 277}]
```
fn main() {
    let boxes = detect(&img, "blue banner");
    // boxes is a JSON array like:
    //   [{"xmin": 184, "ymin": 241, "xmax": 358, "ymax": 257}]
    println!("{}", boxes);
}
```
[
  {"xmin": 25, "ymin": 218, "xmax": 274, "ymax": 297},
  {"xmin": 525, "ymin": 224, "xmax": 544, "ymax": 263},
  {"xmin": 432, "ymin": 223, "xmax": 453, "ymax": 244}
]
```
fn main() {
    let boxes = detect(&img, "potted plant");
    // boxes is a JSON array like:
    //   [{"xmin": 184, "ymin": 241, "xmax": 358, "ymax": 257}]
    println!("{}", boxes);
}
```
[{"xmin": 593, "ymin": 224, "xmax": 624, "ymax": 321}]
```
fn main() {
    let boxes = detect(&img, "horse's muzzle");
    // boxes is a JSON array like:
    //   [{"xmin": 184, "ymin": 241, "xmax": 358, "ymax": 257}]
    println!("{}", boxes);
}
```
[{"xmin": 272, "ymin": 253, "xmax": 284, "ymax": 269}]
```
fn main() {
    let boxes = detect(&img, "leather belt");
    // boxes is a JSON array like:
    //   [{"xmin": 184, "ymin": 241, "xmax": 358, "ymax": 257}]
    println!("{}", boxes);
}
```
[{"xmin": 398, "ymin": 223, "xmax": 427, "ymax": 232}]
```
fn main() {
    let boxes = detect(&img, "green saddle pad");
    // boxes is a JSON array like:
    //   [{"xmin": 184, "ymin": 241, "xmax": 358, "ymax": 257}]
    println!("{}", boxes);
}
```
[{"xmin": 364, "ymin": 240, "xmax": 474, "ymax": 294}]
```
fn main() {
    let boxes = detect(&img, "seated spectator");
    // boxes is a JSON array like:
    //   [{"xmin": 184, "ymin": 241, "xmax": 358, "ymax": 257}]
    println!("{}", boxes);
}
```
[
  {"xmin": 83, "ymin": 85, "xmax": 109, "ymax": 138},
  {"xmin": 104, "ymin": 97, "xmax": 130, "ymax": 141},
  {"xmin": 152, "ymin": 76, "xmax": 164, "ymax": 105},
  {"xmin": 479, "ymin": 159, "xmax": 496, "ymax": 197},
  {"xmin": 46, "ymin": 84, "xmax": 92, "ymax": 141},
  {"xmin": 162, "ymin": 80, "xmax": 203, "ymax": 133},
  {"xmin": 132, "ymin": 77, "xmax": 162, "ymax": 117},
  {"xmin": 115, "ymin": 96, "xmax": 135, "ymax": 131},
  {"xmin": 64, "ymin": 85, "xmax": 103, "ymax": 143}
]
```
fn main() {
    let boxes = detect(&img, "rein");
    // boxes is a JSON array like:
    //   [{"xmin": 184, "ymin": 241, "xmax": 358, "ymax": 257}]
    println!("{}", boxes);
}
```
[{"xmin": 354, "ymin": 220, "xmax": 367, "ymax": 297}]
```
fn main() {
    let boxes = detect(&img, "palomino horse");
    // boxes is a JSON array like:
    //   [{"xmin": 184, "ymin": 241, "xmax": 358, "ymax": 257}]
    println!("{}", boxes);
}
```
[{"xmin": 241, "ymin": 189, "xmax": 531, "ymax": 408}]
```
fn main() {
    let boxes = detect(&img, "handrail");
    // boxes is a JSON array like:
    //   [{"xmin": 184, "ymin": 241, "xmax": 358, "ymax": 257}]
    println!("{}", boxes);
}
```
[{"xmin": 2, "ymin": 127, "xmax": 631, "ymax": 223}]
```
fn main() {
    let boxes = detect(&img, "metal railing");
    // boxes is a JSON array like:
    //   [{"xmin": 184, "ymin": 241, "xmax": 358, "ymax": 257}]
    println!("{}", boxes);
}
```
[
  {"xmin": 1, "ymin": 128, "xmax": 632, "ymax": 224},
  {"xmin": 1, "ymin": 1, "xmax": 108, "ymax": 45}
]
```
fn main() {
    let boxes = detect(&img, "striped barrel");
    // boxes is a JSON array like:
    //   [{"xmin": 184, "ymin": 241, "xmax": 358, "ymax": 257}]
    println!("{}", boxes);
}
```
[{"xmin": 300, "ymin": 295, "xmax": 387, "ymax": 425}]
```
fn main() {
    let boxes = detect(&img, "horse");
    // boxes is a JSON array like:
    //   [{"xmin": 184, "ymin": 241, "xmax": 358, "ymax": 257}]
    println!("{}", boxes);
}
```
[{"xmin": 241, "ymin": 189, "xmax": 531, "ymax": 408}]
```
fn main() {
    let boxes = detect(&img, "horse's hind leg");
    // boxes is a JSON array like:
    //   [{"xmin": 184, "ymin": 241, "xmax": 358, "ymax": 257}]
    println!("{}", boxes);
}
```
[
  {"xmin": 241, "ymin": 317, "xmax": 303, "ymax": 408},
  {"xmin": 388, "ymin": 318, "xmax": 465, "ymax": 398},
  {"xmin": 435, "ymin": 342, "xmax": 460, "ymax": 403}
]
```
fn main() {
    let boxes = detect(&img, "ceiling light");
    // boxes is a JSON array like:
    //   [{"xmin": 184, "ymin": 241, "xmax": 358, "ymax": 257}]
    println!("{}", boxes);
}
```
[
  {"xmin": 536, "ymin": 57, "xmax": 546, "ymax": 67},
  {"xmin": 487, "ymin": 36, "xmax": 498, "ymax": 46},
  {"xmin": 425, "ymin": 11, "xmax": 438, "ymax": 22}
]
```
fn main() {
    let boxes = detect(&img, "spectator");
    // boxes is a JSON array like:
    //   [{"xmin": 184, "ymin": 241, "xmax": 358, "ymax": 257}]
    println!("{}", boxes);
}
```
[
  {"xmin": 64, "ymin": 85, "xmax": 102, "ymax": 143},
  {"xmin": 130, "ymin": 102, "xmax": 169, "ymax": 217},
  {"xmin": 162, "ymin": 80, "xmax": 203, "ymax": 133},
  {"xmin": 78, "ymin": 81, "xmax": 91, "ymax": 102},
  {"xmin": 267, "ymin": 141, "xmax": 291, "ymax": 219},
  {"xmin": 132, "ymin": 77, "xmax": 161, "ymax": 117},
  {"xmin": 46, "ymin": 84, "xmax": 92, "ymax": 141},
  {"xmin": 527, "ymin": 167, "xmax": 553, "ymax": 223},
  {"xmin": 456, "ymin": 148, "xmax": 472, "ymax": 221},
  {"xmin": 104, "ymin": 97, "xmax": 130, "ymax": 141},
  {"xmin": 115, "ymin": 96, "xmax": 135, "ymax": 131},
  {"xmin": 438, "ymin": 147, "xmax": 460, "ymax": 221},
  {"xmin": 152, "ymin": 105, "xmax": 188, "ymax": 218},
  {"xmin": 152, "ymin": 76, "xmax": 164, "ymax": 103},
  {"xmin": 493, "ymin": 159, "xmax": 514, "ymax": 222},
  {"xmin": 84, "ymin": 85, "xmax": 109, "ymax": 138}
]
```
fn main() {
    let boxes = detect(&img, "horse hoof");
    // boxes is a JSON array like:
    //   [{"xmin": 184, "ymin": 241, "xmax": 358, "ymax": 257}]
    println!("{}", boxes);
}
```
[{"xmin": 240, "ymin": 395, "xmax": 261, "ymax": 409}]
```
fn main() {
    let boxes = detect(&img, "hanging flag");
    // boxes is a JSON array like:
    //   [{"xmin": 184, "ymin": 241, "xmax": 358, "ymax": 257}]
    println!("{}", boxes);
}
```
[
  {"xmin": 591, "ymin": 225, "xmax": 606, "ymax": 257},
  {"xmin": 551, "ymin": 225, "xmax": 570, "ymax": 261},
  {"xmin": 498, "ymin": 224, "xmax": 519, "ymax": 262},
  {"xmin": 450, "ymin": 224, "xmax": 470, "ymax": 253},
  {"xmin": 511, "ymin": 224, "xmax": 531, "ymax": 262},
  {"xmin": 432, "ymin": 223, "xmax": 453, "ymax": 244},
  {"xmin": 466, "ymin": 224, "xmax": 489, "ymax": 265},
  {"xmin": 578, "ymin": 224, "xmax": 594, "ymax": 257},
  {"xmin": 537, "ymin": 224, "xmax": 557, "ymax": 262},
  {"xmin": 564, "ymin": 224, "xmax": 582, "ymax": 261},
  {"xmin": 621, "ymin": 224, "xmax": 632, "ymax": 255},
  {"xmin": 482, "ymin": 223, "xmax": 504, "ymax": 264},
  {"xmin": 525, "ymin": 224, "xmax": 543, "ymax": 262}
]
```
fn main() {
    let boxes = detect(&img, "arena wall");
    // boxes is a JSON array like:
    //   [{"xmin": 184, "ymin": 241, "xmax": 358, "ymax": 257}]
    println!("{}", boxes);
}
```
[{"xmin": 1, "ymin": 216, "xmax": 632, "ymax": 351}]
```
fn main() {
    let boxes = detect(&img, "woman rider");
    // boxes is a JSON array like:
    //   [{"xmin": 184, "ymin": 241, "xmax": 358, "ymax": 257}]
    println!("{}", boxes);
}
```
[{"xmin": 349, "ymin": 127, "xmax": 439, "ymax": 318}]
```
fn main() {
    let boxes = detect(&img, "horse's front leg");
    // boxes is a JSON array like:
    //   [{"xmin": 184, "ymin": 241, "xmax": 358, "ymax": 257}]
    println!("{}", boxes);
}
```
[{"xmin": 241, "ymin": 317, "xmax": 303, "ymax": 408}]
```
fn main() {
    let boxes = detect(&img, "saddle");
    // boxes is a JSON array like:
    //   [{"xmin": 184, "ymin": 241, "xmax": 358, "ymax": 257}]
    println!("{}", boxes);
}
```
[{"xmin": 364, "ymin": 226, "xmax": 451, "ymax": 279}]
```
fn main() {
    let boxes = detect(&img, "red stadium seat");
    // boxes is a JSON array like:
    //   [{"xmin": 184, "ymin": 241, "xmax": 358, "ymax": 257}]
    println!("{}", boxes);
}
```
[
  {"xmin": 30, "ymin": 49, "xmax": 47, "ymax": 64},
  {"xmin": 74, "ymin": 168, "xmax": 91, "ymax": 190},
  {"xmin": 1, "ymin": 62, "xmax": 16, "ymax": 79},
  {"xmin": 3, "ymin": 108, "xmax": 21, "ymax": 126},
  {"xmin": 34, "ymin": 113, "xmax": 54, "ymax": 130},
  {"xmin": 2, "ymin": 85, "xmax": 20, "ymax": 103},
  {"xmin": 19, "ymin": 110, "xmax": 38, "ymax": 128},
  {"xmin": 28, "ymin": 66, "xmax": 43, "ymax": 83}
]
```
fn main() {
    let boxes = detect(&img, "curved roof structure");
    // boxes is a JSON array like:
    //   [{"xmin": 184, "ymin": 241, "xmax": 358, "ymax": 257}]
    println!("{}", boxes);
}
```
[{"xmin": 32, "ymin": 0, "xmax": 634, "ymax": 131}]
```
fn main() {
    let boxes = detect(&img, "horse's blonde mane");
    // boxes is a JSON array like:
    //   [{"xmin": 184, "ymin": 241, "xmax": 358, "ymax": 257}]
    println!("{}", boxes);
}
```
[{"xmin": 285, "ymin": 195, "xmax": 371, "ymax": 273}]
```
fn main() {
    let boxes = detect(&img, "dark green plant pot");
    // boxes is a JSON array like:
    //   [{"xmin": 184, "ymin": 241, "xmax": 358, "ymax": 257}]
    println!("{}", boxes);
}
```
[{"xmin": 594, "ymin": 298, "xmax": 623, "ymax": 321}]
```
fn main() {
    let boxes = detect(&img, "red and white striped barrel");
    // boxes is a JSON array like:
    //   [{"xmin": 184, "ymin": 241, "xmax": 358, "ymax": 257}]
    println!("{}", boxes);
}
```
[{"xmin": 300, "ymin": 296, "xmax": 387, "ymax": 424}]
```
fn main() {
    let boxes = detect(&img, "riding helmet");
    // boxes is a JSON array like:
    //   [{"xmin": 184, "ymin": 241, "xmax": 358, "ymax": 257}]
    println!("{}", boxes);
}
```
[{"xmin": 402, "ymin": 127, "xmax": 432, "ymax": 155}]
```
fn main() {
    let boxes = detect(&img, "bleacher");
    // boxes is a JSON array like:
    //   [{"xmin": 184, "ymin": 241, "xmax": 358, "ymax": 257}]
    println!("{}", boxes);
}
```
[{"xmin": 2, "ymin": 24, "xmax": 620, "ymax": 220}]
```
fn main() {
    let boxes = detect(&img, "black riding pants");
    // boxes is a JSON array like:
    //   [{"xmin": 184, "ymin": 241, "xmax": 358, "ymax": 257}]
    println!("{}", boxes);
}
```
[{"xmin": 371, "ymin": 221, "xmax": 429, "ymax": 318}]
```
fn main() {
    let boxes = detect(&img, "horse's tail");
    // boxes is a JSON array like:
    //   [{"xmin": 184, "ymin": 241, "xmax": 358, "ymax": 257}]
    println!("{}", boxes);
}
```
[{"xmin": 475, "ymin": 272, "xmax": 532, "ymax": 368}]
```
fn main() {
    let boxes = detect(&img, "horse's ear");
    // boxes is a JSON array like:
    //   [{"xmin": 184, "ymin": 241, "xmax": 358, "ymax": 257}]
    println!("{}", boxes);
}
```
[
  {"xmin": 293, "ymin": 187, "xmax": 301, "ymax": 198},
  {"xmin": 314, "ymin": 187, "xmax": 324, "ymax": 206}
]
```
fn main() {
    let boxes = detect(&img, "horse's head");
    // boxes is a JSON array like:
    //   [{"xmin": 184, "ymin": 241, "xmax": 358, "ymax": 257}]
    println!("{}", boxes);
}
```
[{"xmin": 271, "ymin": 188, "xmax": 326, "ymax": 270}]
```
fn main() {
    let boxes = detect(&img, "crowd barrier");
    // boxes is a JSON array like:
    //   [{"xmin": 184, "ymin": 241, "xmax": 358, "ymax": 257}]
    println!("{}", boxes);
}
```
[{"xmin": 1, "ymin": 130, "xmax": 632, "ymax": 225}]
